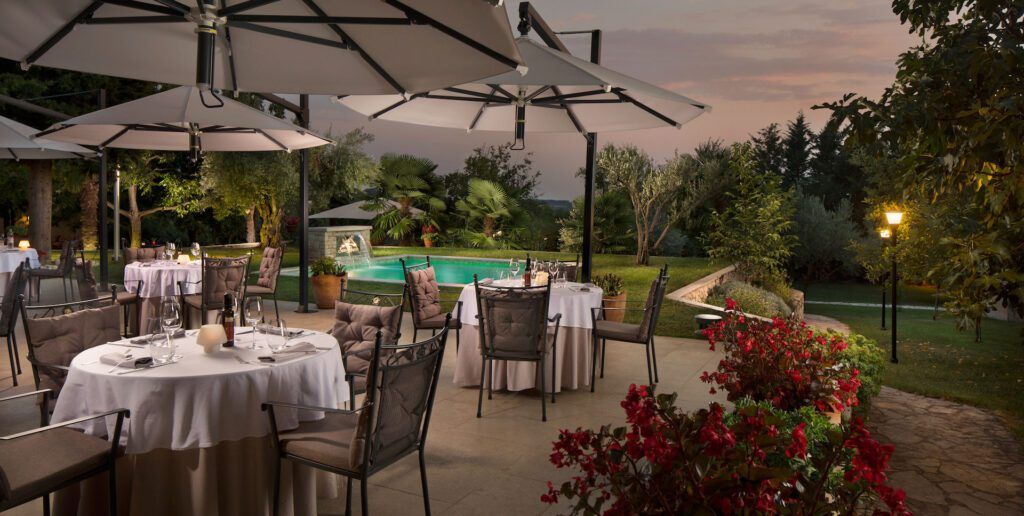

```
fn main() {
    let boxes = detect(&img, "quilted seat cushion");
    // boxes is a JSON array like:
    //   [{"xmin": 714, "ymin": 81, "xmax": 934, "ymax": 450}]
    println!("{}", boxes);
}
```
[
  {"xmin": 25, "ymin": 304, "xmax": 120, "ymax": 393},
  {"xmin": 330, "ymin": 302, "xmax": 401, "ymax": 358},
  {"xmin": 256, "ymin": 247, "xmax": 283, "ymax": 290},
  {"xmin": 125, "ymin": 246, "xmax": 165, "ymax": 264},
  {"xmin": 408, "ymin": 268, "xmax": 442, "ymax": 322},
  {"xmin": 0, "ymin": 427, "xmax": 110, "ymax": 506}
]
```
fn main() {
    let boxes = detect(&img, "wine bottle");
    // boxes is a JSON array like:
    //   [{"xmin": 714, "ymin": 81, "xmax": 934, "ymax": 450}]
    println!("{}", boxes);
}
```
[
  {"xmin": 523, "ymin": 257, "xmax": 532, "ymax": 287},
  {"xmin": 223, "ymin": 293, "xmax": 235, "ymax": 347}
]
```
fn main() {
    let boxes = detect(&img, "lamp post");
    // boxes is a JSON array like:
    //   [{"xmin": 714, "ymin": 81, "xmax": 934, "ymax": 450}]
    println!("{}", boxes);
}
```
[
  {"xmin": 879, "ymin": 229, "xmax": 890, "ymax": 330},
  {"xmin": 884, "ymin": 211, "xmax": 904, "ymax": 363}
]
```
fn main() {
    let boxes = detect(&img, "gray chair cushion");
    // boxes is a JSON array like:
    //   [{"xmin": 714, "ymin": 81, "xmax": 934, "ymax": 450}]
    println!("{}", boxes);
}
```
[
  {"xmin": 415, "ymin": 312, "xmax": 460, "ymax": 330},
  {"xmin": 0, "ymin": 427, "xmax": 110, "ymax": 506},
  {"xmin": 256, "ymin": 247, "xmax": 283, "ymax": 291},
  {"xmin": 595, "ymin": 319, "xmax": 643, "ymax": 342},
  {"xmin": 25, "ymin": 304, "xmax": 121, "ymax": 393},
  {"xmin": 408, "ymin": 267, "xmax": 443, "ymax": 323},
  {"xmin": 124, "ymin": 246, "xmax": 165, "ymax": 265},
  {"xmin": 280, "ymin": 411, "xmax": 360, "ymax": 472},
  {"xmin": 245, "ymin": 285, "xmax": 274, "ymax": 295},
  {"xmin": 331, "ymin": 302, "xmax": 401, "ymax": 374}
]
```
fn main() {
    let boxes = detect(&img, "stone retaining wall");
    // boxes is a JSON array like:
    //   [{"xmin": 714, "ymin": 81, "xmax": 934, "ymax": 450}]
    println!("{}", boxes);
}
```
[{"xmin": 666, "ymin": 264, "xmax": 804, "ymax": 322}]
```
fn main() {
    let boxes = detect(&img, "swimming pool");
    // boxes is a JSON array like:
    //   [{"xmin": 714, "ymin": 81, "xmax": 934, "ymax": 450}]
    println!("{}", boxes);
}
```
[{"xmin": 281, "ymin": 255, "xmax": 517, "ymax": 286}]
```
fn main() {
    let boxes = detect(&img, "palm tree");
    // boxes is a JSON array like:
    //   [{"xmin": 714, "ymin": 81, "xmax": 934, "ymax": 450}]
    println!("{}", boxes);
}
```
[
  {"xmin": 455, "ymin": 179, "xmax": 517, "ymax": 247},
  {"xmin": 364, "ymin": 154, "xmax": 445, "ymax": 245}
]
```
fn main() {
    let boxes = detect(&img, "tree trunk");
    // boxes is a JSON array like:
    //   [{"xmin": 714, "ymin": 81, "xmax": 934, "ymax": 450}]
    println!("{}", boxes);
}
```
[
  {"xmin": 79, "ymin": 175, "xmax": 99, "ymax": 251},
  {"xmin": 27, "ymin": 161, "xmax": 53, "ymax": 257},
  {"xmin": 245, "ymin": 207, "xmax": 256, "ymax": 243},
  {"xmin": 483, "ymin": 217, "xmax": 495, "ymax": 238},
  {"xmin": 128, "ymin": 184, "xmax": 142, "ymax": 248},
  {"xmin": 258, "ymin": 198, "xmax": 283, "ymax": 248}
]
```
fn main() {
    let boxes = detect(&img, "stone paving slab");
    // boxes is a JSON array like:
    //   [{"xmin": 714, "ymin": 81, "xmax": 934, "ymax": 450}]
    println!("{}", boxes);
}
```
[{"xmin": 868, "ymin": 387, "xmax": 1024, "ymax": 515}]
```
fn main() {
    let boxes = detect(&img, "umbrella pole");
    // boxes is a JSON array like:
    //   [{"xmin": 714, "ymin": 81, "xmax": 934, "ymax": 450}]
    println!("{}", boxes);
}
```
[
  {"xmin": 98, "ymin": 89, "xmax": 109, "ymax": 290},
  {"xmin": 296, "ymin": 94, "xmax": 315, "ymax": 313},
  {"xmin": 581, "ymin": 30, "xmax": 602, "ymax": 282}
]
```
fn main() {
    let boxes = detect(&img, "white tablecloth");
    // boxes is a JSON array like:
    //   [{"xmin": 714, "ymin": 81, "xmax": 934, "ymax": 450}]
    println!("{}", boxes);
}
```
[
  {"xmin": 123, "ymin": 261, "xmax": 202, "ymax": 299},
  {"xmin": 0, "ymin": 247, "xmax": 38, "ymax": 272},
  {"xmin": 456, "ymin": 280, "xmax": 603, "ymax": 330},
  {"xmin": 52, "ymin": 330, "xmax": 348, "ymax": 454}
]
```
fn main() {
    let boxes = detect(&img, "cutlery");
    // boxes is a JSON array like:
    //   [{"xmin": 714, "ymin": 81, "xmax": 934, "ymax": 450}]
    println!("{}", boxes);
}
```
[
  {"xmin": 109, "ymin": 342, "xmax": 146, "ymax": 349},
  {"xmin": 115, "ymin": 362, "xmax": 172, "ymax": 375},
  {"xmin": 107, "ymin": 353, "xmax": 134, "ymax": 373}
]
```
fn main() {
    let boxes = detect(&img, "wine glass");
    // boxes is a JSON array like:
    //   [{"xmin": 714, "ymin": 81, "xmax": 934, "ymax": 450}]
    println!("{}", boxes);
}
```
[
  {"xmin": 266, "ymin": 317, "xmax": 288, "ymax": 352},
  {"xmin": 157, "ymin": 298, "xmax": 181, "ymax": 363},
  {"xmin": 190, "ymin": 242, "xmax": 200, "ymax": 260},
  {"xmin": 243, "ymin": 296, "xmax": 263, "ymax": 349},
  {"xmin": 511, "ymin": 258, "xmax": 521, "ymax": 279},
  {"xmin": 166, "ymin": 242, "xmax": 176, "ymax": 261}
]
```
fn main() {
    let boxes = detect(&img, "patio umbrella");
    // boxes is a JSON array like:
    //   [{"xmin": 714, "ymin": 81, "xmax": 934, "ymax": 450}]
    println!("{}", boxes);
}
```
[
  {"xmin": 0, "ymin": 115, "xmax": 95, "ymax": 160},
  {"xmin": 0, "ymin": 0, "xmax": 525, "ymax": 95},
  {"xmin": 34, "ymin": 86, "xmax": 331, "ymax": 157},
  {"xmin": 311, "ymin": 199, "xmax": 421, "ymax": 220},
  {"xmin": 337, "ymin": 37, "xmax": 710, "ymax": 146}
]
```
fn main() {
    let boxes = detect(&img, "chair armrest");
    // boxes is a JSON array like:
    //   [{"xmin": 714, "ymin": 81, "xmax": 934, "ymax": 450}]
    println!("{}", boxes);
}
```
[
  {"xmin": 261, "ymin": 401, "xmax": 371, "ymax": 415},
  {"xmin": 0, "ymin": 408, "xmax": 130, "ymax": 440},
  {"xmin": 0, "ymin": 389, "xmax": 52, "ymax": 404},
  {"xmin": 26, "ymin": 356, "xmax": 71, "ymax": 373}
]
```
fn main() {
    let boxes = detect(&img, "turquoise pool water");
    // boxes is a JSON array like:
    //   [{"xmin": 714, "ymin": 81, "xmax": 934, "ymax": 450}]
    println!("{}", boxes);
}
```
[{"xmin": 345, "ymin": 255, "xmax": 514, "ymax": 286}]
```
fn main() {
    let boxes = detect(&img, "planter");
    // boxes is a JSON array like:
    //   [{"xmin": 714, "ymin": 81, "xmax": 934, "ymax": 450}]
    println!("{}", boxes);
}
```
[
  {"xmin": 312, "ymin": 273, "xmax": 347, "ymax": 309},
  {"xmin": 602, "ymin": 292, "xmax": 627, "ymax": 323},
  {"xmin": 423, "ymin": 237, "xmax": 434, "ymax": 248}
]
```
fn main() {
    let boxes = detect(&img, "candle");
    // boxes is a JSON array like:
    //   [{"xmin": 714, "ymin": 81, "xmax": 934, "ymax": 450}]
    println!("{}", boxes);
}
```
[{"xmin": 17, "ymin": 240, "xmax": 29, "ymax": 250}]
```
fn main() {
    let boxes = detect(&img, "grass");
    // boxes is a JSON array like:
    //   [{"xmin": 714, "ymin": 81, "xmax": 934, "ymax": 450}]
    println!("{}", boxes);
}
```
[
  {"xmin": 804, "ymin": 282, "xmax": 1024, "ymax": 440},
  {"xmin": 84, "ymin": 246, "xmax": 722, "ymax": 339}
]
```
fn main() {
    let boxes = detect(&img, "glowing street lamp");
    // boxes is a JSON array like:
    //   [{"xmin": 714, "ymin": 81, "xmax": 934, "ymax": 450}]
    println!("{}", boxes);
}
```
[
  {"xmin": 885, "ymin": 210, "xmax": 904, "ymax": 363},
  {"xmin": 878, "ymin": 229, "xmax": 890, "ymax": 330}
]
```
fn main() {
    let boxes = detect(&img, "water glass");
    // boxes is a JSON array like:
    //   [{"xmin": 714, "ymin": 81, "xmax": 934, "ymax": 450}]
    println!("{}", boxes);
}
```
[
  {"xmin": 244, "ymin": 296, "xmax": 263, "ymax": 349},
  {"xmin": 190, "ymin": 242, "xmax": 201, "ymax": 259},
  {"xmin": 266, "ymin": 318, "xmax": 288, "ymax": 352},
  {"xmin": 159, "ymin": 298, "xmax": 182, "ymax": 362},
  {"xmin": 511, "ymin": 258, "xmax": 521, "ymax": 278},
  {"xmin": 166, "ymin": 242, "xmax": 176, "ymax": 261}
]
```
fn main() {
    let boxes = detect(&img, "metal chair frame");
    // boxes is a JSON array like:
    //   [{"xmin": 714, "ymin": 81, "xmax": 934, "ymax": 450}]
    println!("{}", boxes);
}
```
[
  {"xmin": 400, "ymin": 257, "xmax": 462, "ymax": 352},
  {"xmin": 247, "ymin": 248, "xmax": 284, "ymax": 322},
  {"xmin": 2, "ymin": 262, "xmax": 27, "ymax": 386},
  {"xmin": 27, "ymin": 240, "xmax": 78, "ymax": 304},
  {"xmin": 337, "ymin": 285, "xmax": 407, "ymax": 408},
  {"xmin": 176, "ymin": 255, "xmax": 250, "ymax": 327}
]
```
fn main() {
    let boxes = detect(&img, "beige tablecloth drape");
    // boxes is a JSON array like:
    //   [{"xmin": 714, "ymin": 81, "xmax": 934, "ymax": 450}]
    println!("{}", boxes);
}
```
[{"xmin": 453, "ymin": 325, "xmax": 593, "ymax": 392}]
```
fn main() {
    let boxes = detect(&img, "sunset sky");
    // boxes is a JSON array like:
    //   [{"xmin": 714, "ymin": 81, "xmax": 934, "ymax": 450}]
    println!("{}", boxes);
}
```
[{"xmin": 308, "ymin": 0, "xmax": 920, "ymax": 200}]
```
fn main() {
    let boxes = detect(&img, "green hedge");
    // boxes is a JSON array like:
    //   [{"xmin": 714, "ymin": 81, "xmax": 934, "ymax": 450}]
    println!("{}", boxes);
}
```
[
  {"xmin": 834, "ymin": 332, "xmax": 887, "ymax": 411},
  {"xmin": 707, "ymin": 280, "xmax": 792, "ymax": 318}
]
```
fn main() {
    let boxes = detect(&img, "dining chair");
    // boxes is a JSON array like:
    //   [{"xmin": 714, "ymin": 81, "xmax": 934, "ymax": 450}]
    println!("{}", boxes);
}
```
[
  {"xmin": 1, "ymin": 262, "xmax": 27, "ymax": 386},
  {"xmin": 74, "ymin": 259, "xmax": 144, "ymax": 337},
  {"xmin": 590, "ymin": 267, "xmax": 670, "ymax": 391},
  {"xmin": 558, "ymin": 254, "xmax": 581, "ymax": 283},
  {"xmin": 263, "ymin": 322, "xmax": 450, "ymax": 516},
  {"xmin": 244, "ymin": 247, "xmax": 284, "ymax": 321},
  {"xmin": 473, "ymin": 276, "xmax": 561, "ymax": 422},
  {"xmin": 177, "ymin": 255, "xmax": 249, "ymax": 327},
  {"xmin": 401, "ymin": 257, "xmax": 462, "ymax": 352},
  {"xmin": 19, "ymin": 293, "xmax": 120, "ymax": 402},
  {"xmin": 0, "ymin": 388, "xmax": 128, "ymax": 516},
  {"xmin": 27, "ymin": 239, "xmax": 77, "ymax": 303},
  {"xmin": 332, "ymin": 286, "xmax": 405, "ymax": 408},
  {"xmin": 123, "ymin": 245, "xmax": 166, "ymax": 265}
]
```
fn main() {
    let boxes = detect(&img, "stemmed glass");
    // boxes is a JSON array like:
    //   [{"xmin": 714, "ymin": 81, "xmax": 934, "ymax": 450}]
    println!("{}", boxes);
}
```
[
  {"xmin": 266, "ymin": 317, "xmax": 288, "ymax": 352},
  {"xmin": 156, "ymin": 298, "xmax": 181, "ymax": 364},
  {"xmin": 511, "ymin": 258, "xmax": 521, "ymax": 280},
  {"xmin": 190, "ymin": 242, "xmax": 201, "ymax": 260},
  {"xmin": 243, "ymin": 296, "xmax": 263, "ymax": 349},
  {"xmin": 165, "ymin": 242, "xmax": 176, "ymax": 261}
]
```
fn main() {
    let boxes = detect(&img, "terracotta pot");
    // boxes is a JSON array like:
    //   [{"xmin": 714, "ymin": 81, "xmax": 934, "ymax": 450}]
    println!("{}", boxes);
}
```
[
  {"xmin": 602, "ymin": 292, "xmax": 627, "ymax": 323},
  {"xmin": 312, "ymin": 273, "xmax": 346, "ymax": 309},
  {"xmin": 423, "ymin": 236, "xmax": 434, "ymax": 248}
]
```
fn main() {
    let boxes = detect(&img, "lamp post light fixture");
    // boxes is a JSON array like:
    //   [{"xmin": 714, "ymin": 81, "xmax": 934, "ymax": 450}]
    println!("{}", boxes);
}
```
[
  {"xmin": 884, "ymin": 211, "xmax": 904, "ymax": 363},
  {"xmin": 879, "ymin": 229, "xmax": 890, "ymax": 330}
]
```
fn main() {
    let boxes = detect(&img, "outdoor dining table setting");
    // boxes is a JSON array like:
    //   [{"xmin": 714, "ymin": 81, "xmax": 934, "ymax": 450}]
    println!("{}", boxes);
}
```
[
  {"xmin": 49, "ymin": 325, "xmax": 349, "ymax": 516},
  {"xmin": 452, "ymin": 272, "xmax": 603, "ymax": 393},
  {"xmin": 122, "ymin": 250, "xmax": 201, "ymax": 334},
  {"xmin": 0, "ymin": 244, "xmax": 38, "ymax": 296}
]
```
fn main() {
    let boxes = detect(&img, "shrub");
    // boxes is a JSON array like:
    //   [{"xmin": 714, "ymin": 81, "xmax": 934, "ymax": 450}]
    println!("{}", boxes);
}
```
[
  {"xmin": 700, "ymin": 300, "xmax": 861, "ymax": 413},
  {"xmin": 310, "ymin": 256, "xmax": 345, "ymax": 276},
  {"xmin": 592, "ymin": 273, "xmax": 624, "ymax": 297},
  {"xmin": 707, "ymin": 280, "xmax": 792, "ymax": 317},
  {"xmin": 543, "ymin": 385, "xmax": 909, "ymax": 515},
  {"xmin": 835, "ymin": 332, "xmax": 887, "ymax": 410}
]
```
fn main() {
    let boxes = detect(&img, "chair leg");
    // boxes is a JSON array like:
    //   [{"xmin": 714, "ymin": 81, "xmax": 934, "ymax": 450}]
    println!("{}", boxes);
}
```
[
  {"xmin": 487, "ymin": 359, "xmax": 493, "ymax": 400},
  {"xmin": 476, "ymin": 358, "xmax": 486, "ymax": 418},
  {"xmin": 644, "ymin": 341, "xmax": 654, "ymax": 387},
  {"xmin": 7, "ymin": 334, "xmax": 18, "ymax": 387},
  {"xmin": 540, "ymin": 355, "xmax": 547, "ymax": 422},
  {"xmin": 349, "ymin": 379, "xmax": 356, "ymax": 409},
  {"xmin": 12, "ymin": 333, "xmax": 20, "ymax": 375},
  {"xmin": 271, "ymin": 454, "xmax": 281, "ymax": 516},
  {"xmin": 360, "ymin": 478, "xmax": 369, "ymax": 516},
  {"xmin": 62, "ymin": 278, "xmax": 68, "ymax": 302},
  {"xmin": 650, "ymin": 336, "xmax": 659, "ymax": 383},
  {"xmin": 590, "ymin": 332, "xmax": 598, "ymax": 393},
  {"xmin": 419, "ymin": 448, "xmax": 431, "ymax": 516},
  {"xmin": 455, "ymin": 328, "xmax": 460, "ymax": 354},
  {"xmin": 551, "ymin": 341, "xmax": 557, "ymax": 404},
  {"xmin": 108, "ymin": 460, "xmax": 118, "ymax": 516},
  {"xmin": 346, "ymin": 477, "xmax": 353, "ymax": 516},
  {"xmin": 413, "ymin": 329, "xmax": 418, "ymax": 343},
  {"xmin": 42, "ymin": 493, "xmax": 50, "ymax": 516},
  {"xmin": 600, "ymin": 338, "xmax": 607, "ymax": 378}
]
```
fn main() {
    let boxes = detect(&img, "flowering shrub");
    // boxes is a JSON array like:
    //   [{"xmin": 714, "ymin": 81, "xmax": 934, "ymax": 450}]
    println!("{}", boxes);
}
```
[
  {"xmin": 543, "ymin": 385, "xmax": 909, "ymax": 515},
  {"xmin": 700, "ymin": 299, "xmax": 861, "ymax": 413}
]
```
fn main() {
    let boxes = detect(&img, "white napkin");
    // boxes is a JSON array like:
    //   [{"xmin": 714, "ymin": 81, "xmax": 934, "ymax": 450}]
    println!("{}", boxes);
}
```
[
  {"xmin": 100, "ymin": 352, "xmax": 138, "ymax": 368},
  {"xmin": 266, "ymin": 342, "xmax": 319, "ymax": 363}
]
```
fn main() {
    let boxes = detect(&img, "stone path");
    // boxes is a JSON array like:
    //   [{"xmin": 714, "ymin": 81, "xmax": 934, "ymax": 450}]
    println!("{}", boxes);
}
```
[
  {"xmin": 867, "ymin": 387, "xmax": 1024, "ymax": 515},
  {"xmin": 802, "ymin": 313, "xmax": 850, "ymax": 333}
]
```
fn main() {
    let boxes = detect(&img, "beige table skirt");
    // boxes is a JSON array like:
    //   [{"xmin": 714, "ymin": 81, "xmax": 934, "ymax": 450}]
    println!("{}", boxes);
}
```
[
  {"xmin": 54, "ymin": 435, "xmax": 340, "ymax": 516},
  {"xmin": 452, "ymin": 325, "xmax": 593, "ymax": 392}
]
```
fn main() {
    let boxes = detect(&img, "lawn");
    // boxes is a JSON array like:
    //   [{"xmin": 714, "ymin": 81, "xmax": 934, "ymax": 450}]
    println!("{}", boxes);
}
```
[
  {"xmin": 804, "ymin": 282, "xmax": 1024, "ymax": 440},
  {"xmin": 84, "ymin": 246, "xmax": 723, "ymax": 339}
]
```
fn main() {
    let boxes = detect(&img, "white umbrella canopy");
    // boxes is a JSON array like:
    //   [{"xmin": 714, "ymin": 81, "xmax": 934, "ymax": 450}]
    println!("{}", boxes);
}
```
[
  {"xmin": 338, "ymin": 37, "xmax": 710, "ymax": 136},
  {"xmin": 0, "ymin": 0, "xmax": 524, "ymax": 95},
  {"xmin": 35, "ymin": 86, "xmax": 331, "ymax": 152},
  {"xmin": 311, "ymin": 199, "xmax": 421, "ymax": 220},
  {"xmin": 0, "ymin": 115, "xmax": 95, "ymax": 160}
]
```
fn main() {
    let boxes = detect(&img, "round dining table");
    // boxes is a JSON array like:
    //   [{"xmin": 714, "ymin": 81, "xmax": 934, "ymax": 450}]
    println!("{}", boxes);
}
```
[
  {"xmin": 51, "ymin": 329, "xmax": 348, "ymax": 516},
  {"xmin": 123, "ymin": 260, "xmax": 201, "ymax": 334},
  {"xmin": 452, "ymin": 279, "xmax": 603, "ymax": 392}
]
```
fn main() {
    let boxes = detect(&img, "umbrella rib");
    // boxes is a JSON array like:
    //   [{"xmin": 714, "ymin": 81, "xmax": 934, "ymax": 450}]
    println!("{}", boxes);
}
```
[
  {"xmin": 227, "ymin": 15, "xmax": 410, "ymax": 25},
  {"xmin": 531, "ymin": 88, "xmax": 612, "ymax": 104},
  {"xmin": 98, "ymin": 126, "xmax": 133, "ymax": 148},
  {"xmin": 255, "ymin": 129, "xmax": 290, "ymax": 151},
  {"xmin": 151, "ymin": 0, "xmax": 191, "ymax": 14},
  {"xmin": 422, "ymin": 94, "xmax": 510, "ymax": 103},
  {"xmin": 100, "ymin": 0, "xmax": 185, "ymax": 16},
  {"xmin": 5, "ymin": 148, "xmax": 17, "ymax": 161},
  {"xmin": 382, "ymin": 0, "xmax": 521, "ymax": 70},
  {"xmin": 217, "ymin": 0, "xmax": 281, "ymax": 16},
  {"xmin": 444, "ymin": 87, "xmax": 508, "ymax": 103},
  {"xmin": 486, "ymin": 84, "xmax": 517, "ymax": 100},
  {"xmin": 218, "ymin": 0, "xmax": 240, "ymax": 90},
  {"xmin": 550, "ymin": 86, "xmax": 587, "ymax": 136},
  {"xmin": 84, "ymin": 16, "xmax": 187, "ymax": 24},
  {"xmin": 468, "ymin": 86, "xmax": 500, "ymax": 131},
  {"xmin": 226, "ymin": 22, "xmax": 349, "ymax": 50},
  {"xmin": 614, "ymin": 91, "xmax": 681, "ymax": 128},
  {"xmin": 24, "ymin": 1, "xmax": 104, "ymax": 66},
  {"xmin": 523, "ymin": 86, "xmax": 552, "ymax": 102},
  {"xmin": 370, "ymin": 94, "xmax": 422, "ymax": 119},
  {"xmin": 297, "ymin": 0, "xmax": 407, "ymax": 94}
]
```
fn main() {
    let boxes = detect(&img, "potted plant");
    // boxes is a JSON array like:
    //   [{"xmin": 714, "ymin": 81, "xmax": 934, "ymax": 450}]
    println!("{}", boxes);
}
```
[
  {"xmin": 421, "ymin": 224, "xmax": 438, "ymax": 248},
  {"xmin": 310, "ymin": 256, "xmax": 346, "ymax": 309},
  {"xmin": 593, "ymin": 273, "xmax": 627, "ymax": 323}
]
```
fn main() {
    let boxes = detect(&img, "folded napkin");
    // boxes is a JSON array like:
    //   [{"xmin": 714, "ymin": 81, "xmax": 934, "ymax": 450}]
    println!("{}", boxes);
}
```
[
  {"xmin": 264, "ymin": 342, "xmax": 321, "ymax": 363},
  {"xmin": 480, "ymin": 278, "xmax": 493, "ymax": 285},
  {"xmin": 99, "ymin": 352, "xmax": 151, "ymax": 369},
  {"xmin": 130, "ymin": 329, "xmax": 185, "ymax": 344}
]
